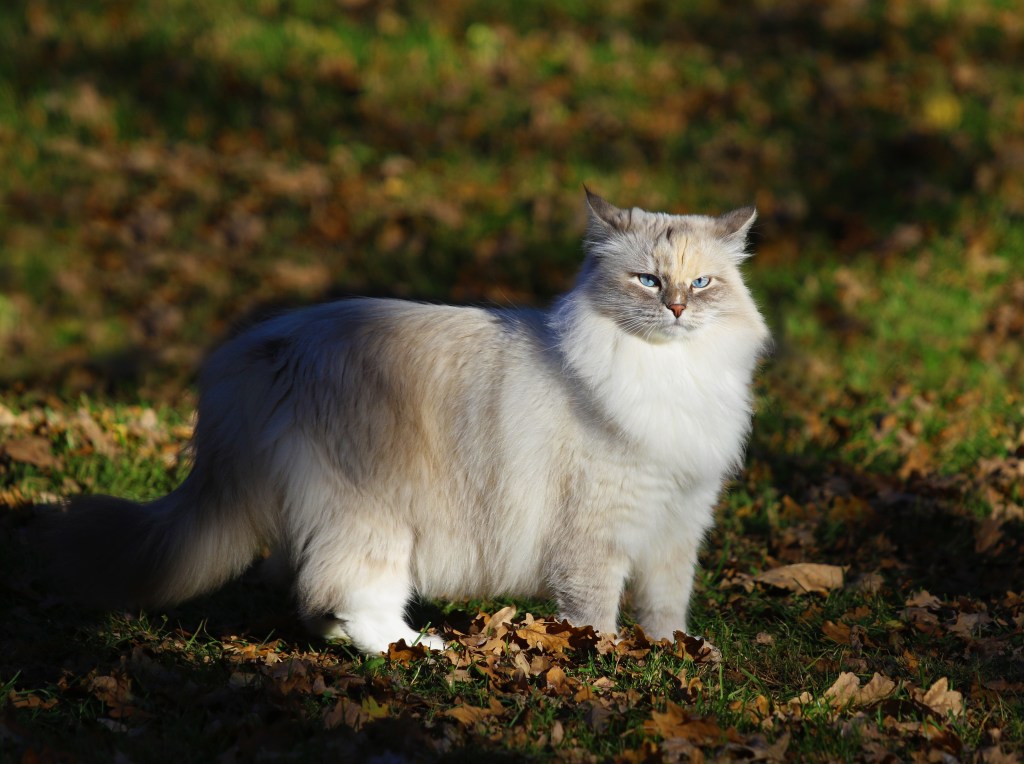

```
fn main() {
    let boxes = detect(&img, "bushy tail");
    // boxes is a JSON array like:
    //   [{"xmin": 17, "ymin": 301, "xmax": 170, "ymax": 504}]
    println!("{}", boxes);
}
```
[{"xmin": 39, "ymin": 474, "xmax": 264, "ymax": 610}]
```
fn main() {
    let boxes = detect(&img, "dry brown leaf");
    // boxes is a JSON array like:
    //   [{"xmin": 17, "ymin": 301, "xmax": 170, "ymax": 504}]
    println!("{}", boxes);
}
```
[
  {"xmin": 787, "ymin": 690, "xmax": 814, "ymax": 713},
  {"xmin": 812, "ymin": 672, "xmax": 898, "ymax": 710},
  {"xmin": 673, "ymin": 632, "xmax": 723, "ymax": 665},
  {"xmin": 8, "ymin": 692, "xmax": 58, "ymax": 710},
  {"xmin": 975, "ymin": 516, "xmax": 1005, "ymax": 553},
  {"xmin": 905, "ymin": 590, "xmax": 942, "ymax": 609},
  {"xmin": 858, "ymin": 673, "xmax": 897, "ymax": 705},
  {"xmin": 74, "ymin": 409, "xmax": 117, "ymax": 456},
  {"xmin": 483, "ymin": 605, "xmax": 517, "ymax": 633},
  {"xmin": 978, "ymin": 745, "xmax": 1020, "ymax": 764},
  {"xmin": 824, "ymin": 672, "xmax": 862, "ymax": 706},
  {"xmin": 323, "ymin": 697, "xmax": 367, "ymax": 730},
  {"xmin": 4, "ymin": 435, "xmax": 60, "ymax": 469},
  {"xmin": 660, "ymin": 737, "xmax": 706, "ymax": 764},
  {"xmin": 851, "ymin": 572, "xmax": 885, "ymax": 594},
  {"xmin": 545, "ymin": 665, "xmax": 570, "ymax": 695},
  {"xmin": 512, "ymin": 650, "xmax": 532, "ymax": 678},
  {"xmin": 443, "ymin": 697, "xmax": 504, "ymax": 725},
  {"xmin": 754, "ymin": 563, "xmax": 846, "ymax": 594},
  {"xmin": 947, "ymin": 612, "xmax": 989, "ymax": 639},
  {"xmin": 515, "ymin": 622, "xmax": 571, "ymax": 653},
  {"xmin": 88, "ymin": 672, "xmax": 148, "ymax": 719},
  {"xmin": 529, "ymin": 655, "xmax": 552, "ymax": 675},
  {"xmin": 643, "ymin": 701, "xmax": 725, "ymax": 744},
  {"xmin": 822, "ymin": 620, "xmax": 852, "ymax": 644},
  {"xmin": 729, "ymin": 694, "xmax": 771, "ymax": 723},
  {"xmin": 721, "ymin": 731, "xmax": 790, "ymax": 763},
  {"xmin": 916, "ymin": 677, "xmax": 964, "ymax": 716},
  {"xmin": 387, "ymin": 639, "xmax": 428, "ymax": 665},
  {"xmin": 549, "ymin": 719, "xmax": 565, "ymax": 746}
]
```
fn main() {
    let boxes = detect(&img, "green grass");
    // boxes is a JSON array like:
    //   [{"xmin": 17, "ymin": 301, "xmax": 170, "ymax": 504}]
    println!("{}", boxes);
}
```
[{"xmin": 2, "ymin": 0, "xmax": 1023, "ymax": 760}]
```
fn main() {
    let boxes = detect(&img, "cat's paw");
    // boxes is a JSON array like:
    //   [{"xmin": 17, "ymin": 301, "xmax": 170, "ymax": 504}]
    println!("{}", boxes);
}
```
[{"xmin": 411, "ymin": 633, "xmax": 447, "ymax": 652}]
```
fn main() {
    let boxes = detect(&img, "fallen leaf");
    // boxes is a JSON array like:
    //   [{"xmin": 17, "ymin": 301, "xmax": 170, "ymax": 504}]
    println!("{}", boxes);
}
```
[
  {"xmin": 916, "ymin": 677, "xmax": 964, "ymax": 716},
  {"xmin": 824, "ymin": 672, "xmax": 862, "ymax": 706},
  {"xmin": 8, "ymin": 692, "xmax": 58, "ymax": 710},
  {"xmin": 975, "ymin": 516, "xmax": 1005, "ymax": 553},
  {"xmin": 857, "ymin": 673, "xmax": 897, "ymax": 705},
  {"xmin": 851, "ymin": 572, "xmax": 885, "ymax": 594},
  {"xmin": 947, "ymin": 612, "xmax": 989, "ymax": 639},
  {"xmin": 74, "ymin": 409, "xmax": 117, "ymax": 456},
  {"xmin": 3, "ymin": 436, "xmax": 60, "ymax": 469},
  {"xmin": 822, "ymin": 621, "xmax": 852, "ymax": 644},
  {"xmin": 387, "ymin": 639, "xmax": 428, "ymax": 665},
  {"xmin": 643, "ymin": 701, "xmax": 725, "ymax": 744},
  {"xmin": 729, "ymin": 694, "xmax": 770, "ymax": 723},
  {"xmin": 515, "ymin": 622, "xmax": 571, "ymax": 653},
  {"xmin": 721, "ymin": 731, "xmax": 790, "ymax": 762},
  {"xmin": 550, "ymin": 719, "xmax": 564, "ymax": 746},
  {"xmin": 484, "ymin": 605, "xmax": 517, "ymax": 633},
  {"xmin": 905, "ymin": 590, "xmax": 942, "ymax": 609},
  {"xmin": 323, "ymin": 697, "xmax": 367, "ymax": 730},
  {"xmin": 754, "ymin": 563, "xmax": 846, "ymax": 594},
  {"xmin": 673, "ymin": 632, "xmax": 723, "ymax": 665},
  {"xmin": 443, "ymin": 697, "xmax": 504, "ymax": 725},
  {"xmin": 660, "ymin": 737, "xmax": 706, "ymax": 764},
  {"xmin": 978, "ymin": 745, "xmax": 1020, "ymax": 764}
]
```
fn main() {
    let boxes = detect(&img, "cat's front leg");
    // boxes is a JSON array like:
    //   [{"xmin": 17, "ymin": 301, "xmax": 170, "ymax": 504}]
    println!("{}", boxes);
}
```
[
  {"xmin": 630, "ymin": 533, "xmax": 702, "ymax": 641},
  {"xmin": 548, "ymin": 549, "xmax": 630, "ymax": 637}
]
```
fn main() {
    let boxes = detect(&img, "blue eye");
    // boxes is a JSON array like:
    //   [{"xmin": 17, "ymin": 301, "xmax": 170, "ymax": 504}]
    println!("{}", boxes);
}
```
[
  {"xmin": 637, "ymin": 274, "xmax": 660, "ymax": 288},
  {"xmin": 691, "ymin": 276, "xmax": 711, "ymax": 289}
]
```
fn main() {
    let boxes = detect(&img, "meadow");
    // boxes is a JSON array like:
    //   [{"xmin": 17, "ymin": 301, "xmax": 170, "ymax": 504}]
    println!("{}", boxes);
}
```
[{"xmin": 1, "ymin": 1, "xmax": 1022, "ymax": 760}]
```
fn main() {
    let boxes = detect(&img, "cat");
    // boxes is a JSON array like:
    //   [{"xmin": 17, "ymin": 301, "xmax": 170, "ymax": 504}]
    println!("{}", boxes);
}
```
[{"xmin": 43, "ymin": 190, "xmax": 770, "ymax": 654}]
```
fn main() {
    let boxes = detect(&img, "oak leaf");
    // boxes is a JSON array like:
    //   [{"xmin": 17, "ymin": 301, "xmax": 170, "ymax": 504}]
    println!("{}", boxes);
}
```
[
  {"xmin": 443, "ymin": 697, "xmax": 504, "ymax": 725},
  {"xmin": 515, "ymin": 622, "xmax": 571, "ymax": 653},
  {"xmin": 754, "ymin": 563, "xmax": 845, "ymax": 594},
  {"xmin": 387, "ymin": 639, "xmax": 428, "ymax": 665},
  {"xmin": 673, "ymin": 632, "xmax": 723, "ymax": 666},
  {"xmin": 643, "ymin": 702, "xmax": 725, "ymax": 744},
  {"xmin": 323, "ymin": 697, "xmax": 367, "ymax": 730},
  {"xmin": 822, "ymin": 621, "xmax": 852, "ymax": 644},
  {"xmin": 823, "ymin": 672, "xmax": 897, "ymax": 708},
  {"xmin": 916, "ymin": 677, "xmax": 964, "ymax": 717}
]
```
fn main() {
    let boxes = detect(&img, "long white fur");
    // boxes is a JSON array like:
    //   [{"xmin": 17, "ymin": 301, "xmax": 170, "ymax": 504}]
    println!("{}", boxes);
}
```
[{"xmin": 45, "ymin": 193, "xmax": 769, "ymax": 654}]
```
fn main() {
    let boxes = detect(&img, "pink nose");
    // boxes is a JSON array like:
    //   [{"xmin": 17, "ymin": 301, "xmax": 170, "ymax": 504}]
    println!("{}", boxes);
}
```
[{"xmin": 667, "ymin": 303, "xmax": 685, "ymax": 318}]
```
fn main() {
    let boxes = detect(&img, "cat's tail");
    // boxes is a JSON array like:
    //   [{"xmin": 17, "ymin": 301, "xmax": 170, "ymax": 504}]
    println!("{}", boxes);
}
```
[{"xmin": 39, "ymin": 471, "xmax": 264, "ymax": 610}]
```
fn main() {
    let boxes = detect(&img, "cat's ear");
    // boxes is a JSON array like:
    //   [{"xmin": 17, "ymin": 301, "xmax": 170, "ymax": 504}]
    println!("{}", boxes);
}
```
[
  {"xmin": 585, "ymin": 187, "xmax": 633, "ymax": 234},
  {"xmin": 715, "ymin": 206, "xmax": 757, "ymax": 258}
]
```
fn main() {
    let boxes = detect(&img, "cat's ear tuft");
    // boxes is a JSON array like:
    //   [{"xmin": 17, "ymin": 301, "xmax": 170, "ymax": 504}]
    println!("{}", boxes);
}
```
[
  {"xmin": 584, "ymin": 187, "xmax": 632, "ymax": 234},
  {"xmin": 716, "ymin": 206, "xmax": 757, "ymax": 243}
]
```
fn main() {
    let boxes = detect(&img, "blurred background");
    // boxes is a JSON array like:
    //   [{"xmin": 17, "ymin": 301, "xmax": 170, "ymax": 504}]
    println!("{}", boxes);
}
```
[
  {"xmin": 1, "ymin": 0, "xmax": 1021, "ymax": 393},
  {"xmin": 0, "ymin": 0, "xmax": 1021, "ymax": 477}
]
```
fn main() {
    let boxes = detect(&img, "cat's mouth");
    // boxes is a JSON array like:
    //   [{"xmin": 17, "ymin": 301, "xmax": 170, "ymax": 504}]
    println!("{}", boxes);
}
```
[{"xmin": 651, "ymin": 318, "xmax": 699, "ymax": 341}]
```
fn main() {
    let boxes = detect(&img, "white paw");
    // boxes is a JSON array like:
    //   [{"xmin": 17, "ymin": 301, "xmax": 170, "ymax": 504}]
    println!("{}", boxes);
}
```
[{"xmin": 411, "ymin": 633, "xmax": 446, "ymax": 651}]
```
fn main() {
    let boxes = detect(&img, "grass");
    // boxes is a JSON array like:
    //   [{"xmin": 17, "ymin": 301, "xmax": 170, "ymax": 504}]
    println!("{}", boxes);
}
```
[{"xmin": 2, "ymin": 0, "xmax": 1024, "ymax": 760}]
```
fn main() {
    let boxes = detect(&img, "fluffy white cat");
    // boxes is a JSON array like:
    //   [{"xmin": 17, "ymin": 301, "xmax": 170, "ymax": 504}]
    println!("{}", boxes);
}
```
[{"xmin": 45, "ymin": 191, "xmax": 769, "ymax": 654}]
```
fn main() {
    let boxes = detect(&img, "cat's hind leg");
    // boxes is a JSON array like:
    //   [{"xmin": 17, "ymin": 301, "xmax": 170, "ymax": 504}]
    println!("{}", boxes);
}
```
[
  {"xmin": 291, "ymin": 515, "xmax": 444, "ymax": 654},
  {"xmin": 276, "ymin": 437, "xmax": 444, "ymax": 653}
]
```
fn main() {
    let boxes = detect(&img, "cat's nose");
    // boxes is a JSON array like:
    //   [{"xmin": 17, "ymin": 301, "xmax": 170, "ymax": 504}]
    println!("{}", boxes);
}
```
[{"xmin": 667, "ymin": 303, "xmax": 685, "ymax": 318}]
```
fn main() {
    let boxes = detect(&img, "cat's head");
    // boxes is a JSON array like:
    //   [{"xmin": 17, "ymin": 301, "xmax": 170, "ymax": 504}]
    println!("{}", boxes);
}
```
[{"xmin": 580, "ymin": 189, "xmax": 760, "ymax": 343}]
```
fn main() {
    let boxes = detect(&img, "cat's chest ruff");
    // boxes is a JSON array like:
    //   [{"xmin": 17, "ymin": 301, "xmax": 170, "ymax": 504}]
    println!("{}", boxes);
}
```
[{"xmin": 575, "ymin": 325, "xmax": 755, "ymax": 479}]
